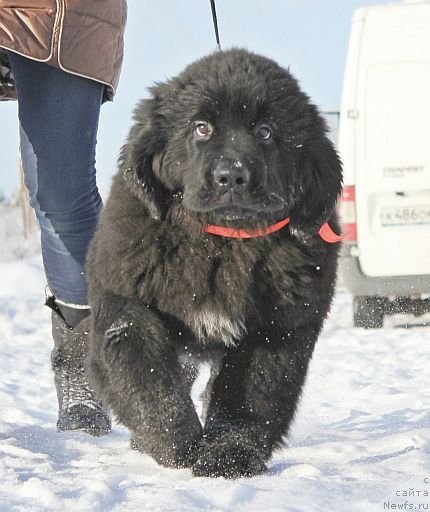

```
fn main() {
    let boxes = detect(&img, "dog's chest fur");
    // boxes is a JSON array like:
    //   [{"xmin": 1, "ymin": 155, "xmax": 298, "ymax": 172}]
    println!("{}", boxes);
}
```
[
  {"xmin": 188, "ymin": 309, "xmax": 246, "ymax": 347},
  {"xmin": 92, "ymin": 203, "xmax": 319, "ymax": 347},
  {"xmin": 134, "ymin": 232, "xmax": 268, "ymax": 346}
]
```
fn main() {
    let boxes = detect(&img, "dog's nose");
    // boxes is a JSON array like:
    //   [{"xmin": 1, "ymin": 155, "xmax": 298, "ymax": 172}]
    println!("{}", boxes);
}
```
[{"xmin": 212, "ymin": 159, "xmax": 250, "ymax": 192}]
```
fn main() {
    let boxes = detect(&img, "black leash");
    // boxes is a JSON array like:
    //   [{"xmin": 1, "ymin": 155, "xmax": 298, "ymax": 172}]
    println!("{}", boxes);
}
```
[{"xmin": 210, "ymin": 0, "xmax": 222, "ymax": 51}]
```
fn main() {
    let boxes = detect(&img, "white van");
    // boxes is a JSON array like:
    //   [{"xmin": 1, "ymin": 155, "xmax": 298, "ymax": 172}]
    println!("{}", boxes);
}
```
[{"xmin": 338, "ymin": 0, "xmax": 430, "ymax": 327}]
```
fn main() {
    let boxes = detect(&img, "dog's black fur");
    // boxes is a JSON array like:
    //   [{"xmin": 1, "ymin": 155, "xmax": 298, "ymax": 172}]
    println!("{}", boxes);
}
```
[{"xmin": 86, "ymin": 49, "xmax": 342, "ymax": 478}]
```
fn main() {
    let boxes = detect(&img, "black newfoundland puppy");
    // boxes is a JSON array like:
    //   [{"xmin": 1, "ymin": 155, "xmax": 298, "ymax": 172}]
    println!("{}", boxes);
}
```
[{"xmin": 86, "ymin": 48, "xmax": 342, "ymax": 478}]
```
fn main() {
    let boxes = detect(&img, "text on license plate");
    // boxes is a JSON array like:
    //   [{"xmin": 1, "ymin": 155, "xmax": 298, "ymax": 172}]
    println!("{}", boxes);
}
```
[{"xmin": 380, "ymin": 205, "xmax": 430, "ymax": 226}]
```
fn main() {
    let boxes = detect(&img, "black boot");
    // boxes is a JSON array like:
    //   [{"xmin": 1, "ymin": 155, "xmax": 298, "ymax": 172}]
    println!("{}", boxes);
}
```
[{"xmin": 47, "ymin": 297, "xmax": 111, "ymax": 436}]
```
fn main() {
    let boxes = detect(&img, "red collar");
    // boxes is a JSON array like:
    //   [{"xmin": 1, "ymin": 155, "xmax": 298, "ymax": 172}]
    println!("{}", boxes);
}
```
[{"xmin": 205, "ymin": 217, "xmax": 341, "ymax": 243}]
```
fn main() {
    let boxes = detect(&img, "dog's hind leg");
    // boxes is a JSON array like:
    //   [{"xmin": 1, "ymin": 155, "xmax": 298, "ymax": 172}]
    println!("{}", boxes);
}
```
[{"xmin": 88, "ymin": 292, "xmax": 202, "ymax": 469}]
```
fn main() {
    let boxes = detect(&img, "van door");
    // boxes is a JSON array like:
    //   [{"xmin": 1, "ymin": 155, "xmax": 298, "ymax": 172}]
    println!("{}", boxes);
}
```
[{"xmin": 355, "ymin": 3, "xmax": 430, "ymax": 278}]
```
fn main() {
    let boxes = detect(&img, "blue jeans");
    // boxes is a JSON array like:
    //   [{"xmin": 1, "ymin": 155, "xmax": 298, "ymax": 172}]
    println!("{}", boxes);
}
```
[{"xmin": 8, "ymin": 52, "xmax": 104, "ymax": 306}]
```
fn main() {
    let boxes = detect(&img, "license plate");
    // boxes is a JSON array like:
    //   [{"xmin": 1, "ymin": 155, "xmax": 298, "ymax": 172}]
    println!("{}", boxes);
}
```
[{"xmin": 380, "ymin": 205, "xmax": 430, "ymax": 226}]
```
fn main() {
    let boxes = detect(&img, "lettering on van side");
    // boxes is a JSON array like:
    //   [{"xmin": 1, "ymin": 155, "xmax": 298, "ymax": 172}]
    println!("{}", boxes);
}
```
[{"xmin": 382, "ymin": 165, "xmax": 424, "ymax": 178}]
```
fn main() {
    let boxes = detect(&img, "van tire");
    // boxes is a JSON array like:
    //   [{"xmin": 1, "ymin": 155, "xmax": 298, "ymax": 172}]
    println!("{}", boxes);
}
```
[{"xmin": 353, "ymin": 296, "xmax": 385, "ymax": 328}]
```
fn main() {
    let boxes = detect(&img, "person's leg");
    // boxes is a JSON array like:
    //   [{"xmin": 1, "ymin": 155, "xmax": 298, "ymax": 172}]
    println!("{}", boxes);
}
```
[
  {"xmin": 8, "ymin": 51, "xmax": 110, "ymax": 435},
  {"xmin": 8, "ymin": 52, "xmax": 103, "ymax": 309}
]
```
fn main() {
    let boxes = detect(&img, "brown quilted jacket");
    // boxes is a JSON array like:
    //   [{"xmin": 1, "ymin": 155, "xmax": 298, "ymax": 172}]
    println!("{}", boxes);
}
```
[{"xmin": 0, "ymin": 0, "xmax": 127, "ymax": 101}]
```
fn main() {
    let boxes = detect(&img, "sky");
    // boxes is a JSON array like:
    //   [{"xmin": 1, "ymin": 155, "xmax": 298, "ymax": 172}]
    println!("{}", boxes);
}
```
[{"xmin": 0, "ymin": 0, "xmax": 394, "ymax": 199}]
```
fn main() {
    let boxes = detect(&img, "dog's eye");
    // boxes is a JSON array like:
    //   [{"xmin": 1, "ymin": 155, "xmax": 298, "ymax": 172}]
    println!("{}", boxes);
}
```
[
  {"xmin": 256, "ymin": 125, "xmax": 272, "ymax": 140},
  {"xmin": 194, "ymin": 121, "xmax": 213, "ymax": 139}
]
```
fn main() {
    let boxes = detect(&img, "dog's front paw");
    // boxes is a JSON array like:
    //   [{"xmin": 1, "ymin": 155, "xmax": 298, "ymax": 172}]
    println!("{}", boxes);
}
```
[{"xmin": 192, "ymin": 432, "xmax": 267, "ymax": 479}]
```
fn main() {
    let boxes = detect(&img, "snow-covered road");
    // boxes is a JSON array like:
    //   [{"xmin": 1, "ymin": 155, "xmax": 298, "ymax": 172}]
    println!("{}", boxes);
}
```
[{"xmin": 1, "ymin": 254, "xmax": 429, "ymax": 512}]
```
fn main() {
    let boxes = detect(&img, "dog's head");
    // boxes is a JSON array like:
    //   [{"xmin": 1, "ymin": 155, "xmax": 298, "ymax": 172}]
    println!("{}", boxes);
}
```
[{"xmin": 120, "ymin": 49, "xmax": 342, "ymax": 234}]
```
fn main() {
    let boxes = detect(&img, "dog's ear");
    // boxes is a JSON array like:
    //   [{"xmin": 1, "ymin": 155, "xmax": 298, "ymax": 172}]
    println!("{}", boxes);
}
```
[
  {"xmin": 289, "ymin": 136, "xmax": 343, "ymax": 237},
  {"xmin": 120, "ymin": 98, "xmax": 169, "ymax": 219}
]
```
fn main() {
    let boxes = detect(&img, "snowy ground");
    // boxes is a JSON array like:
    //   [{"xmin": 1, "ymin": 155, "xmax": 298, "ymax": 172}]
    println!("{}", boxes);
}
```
[
  {"xmin": 0, "ymin": 211, "xmax": 429, "ymax": 511},
  {"xmin": 0, "ymin": 204, "xmax": 40, "ymax": 261}
]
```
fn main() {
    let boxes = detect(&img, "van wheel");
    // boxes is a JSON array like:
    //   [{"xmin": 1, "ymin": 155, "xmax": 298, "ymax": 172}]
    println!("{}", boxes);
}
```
[{"xmin": 353, "ymin": 296, "xmax": 385, "ymax": 328}]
